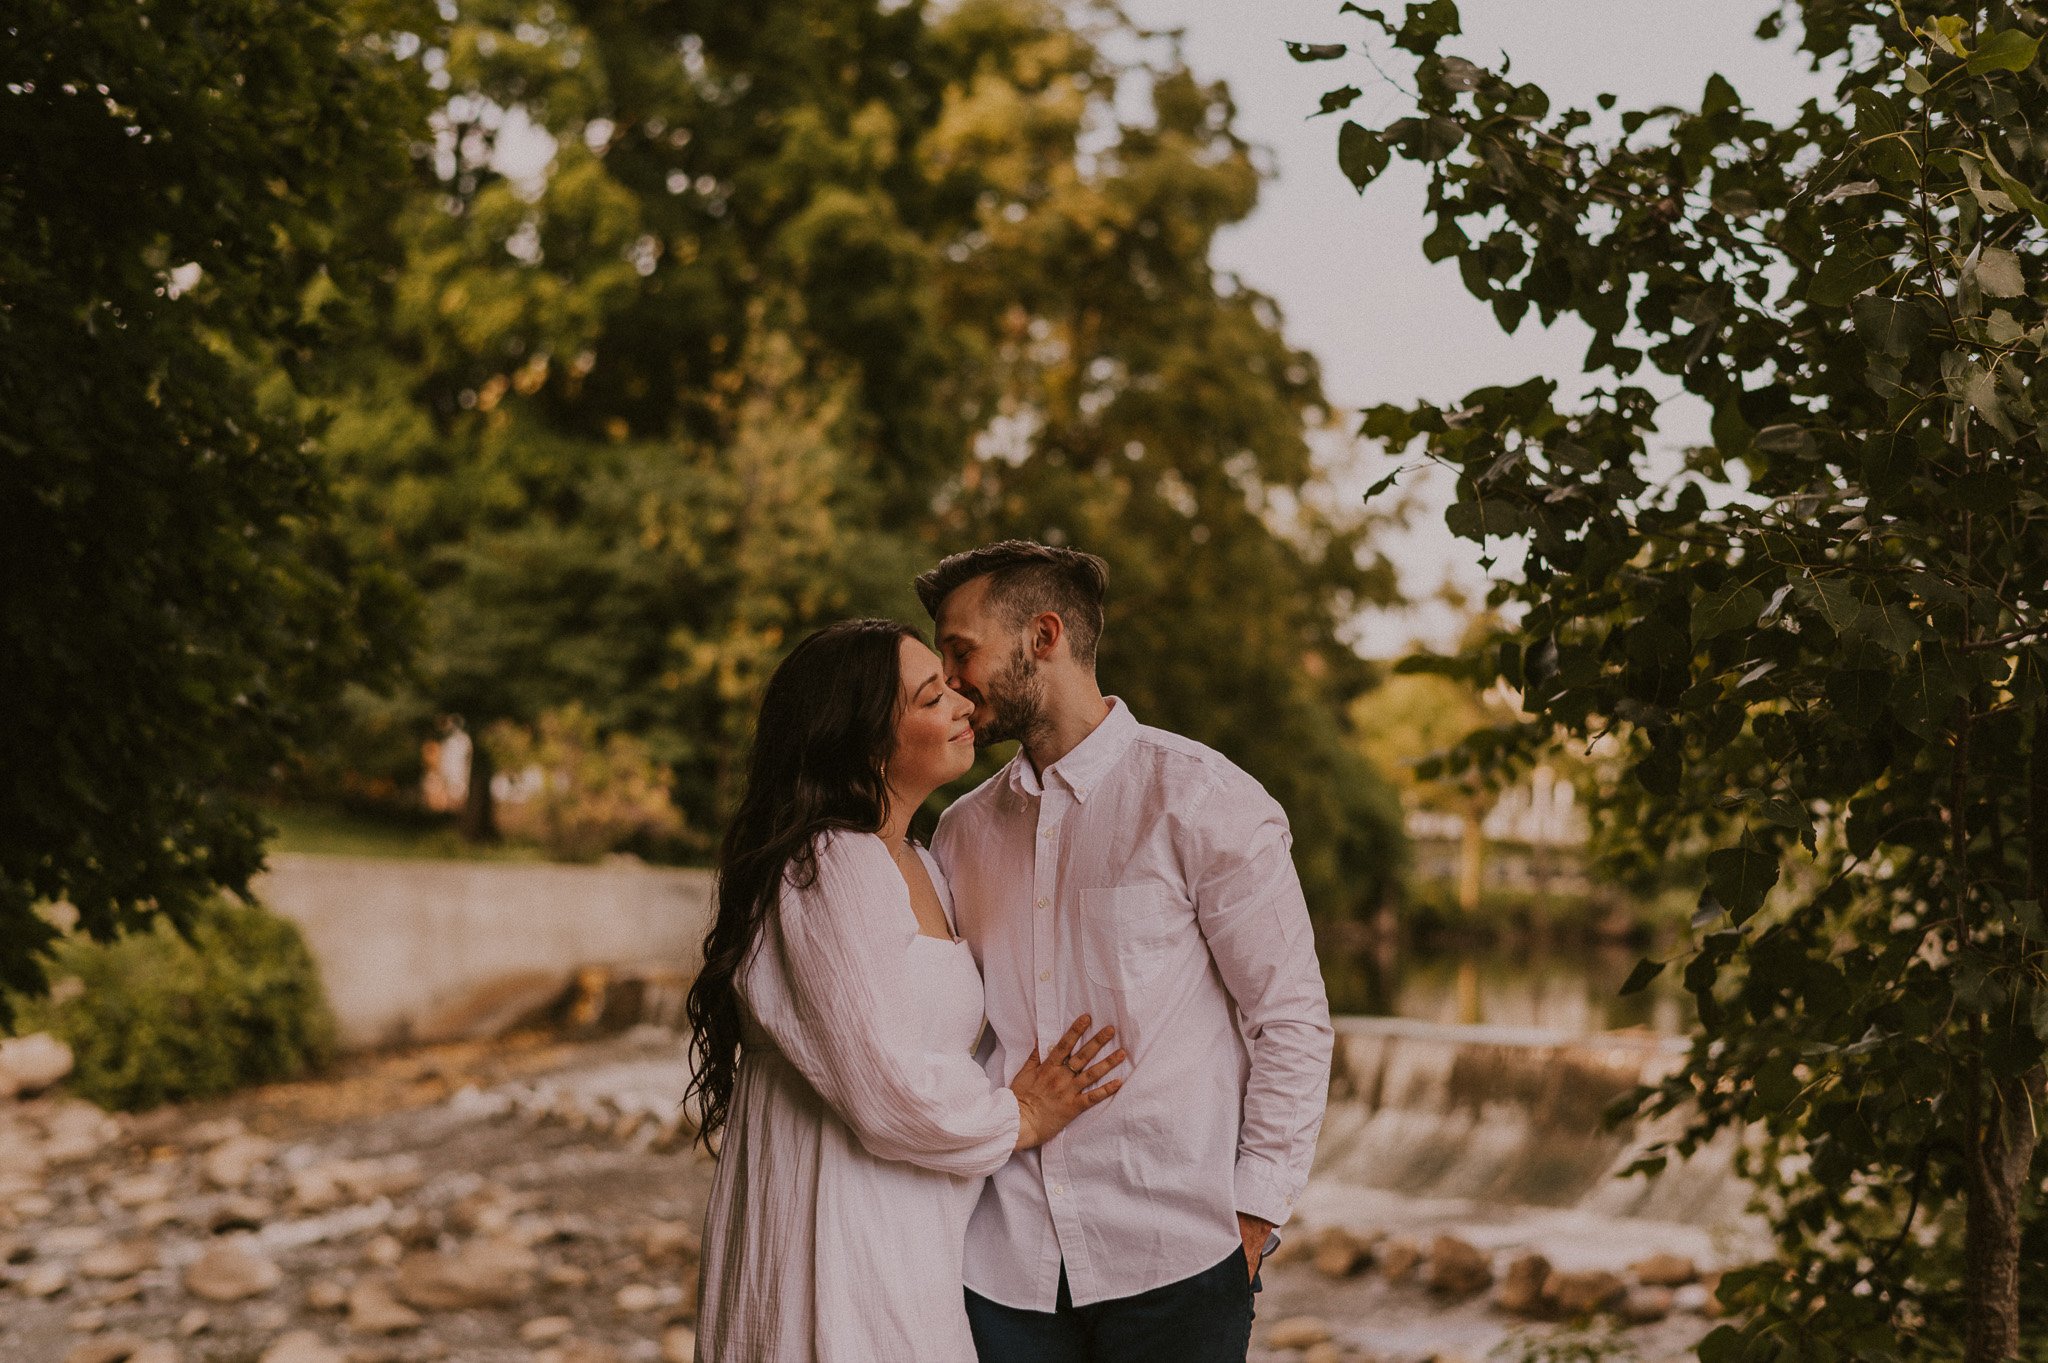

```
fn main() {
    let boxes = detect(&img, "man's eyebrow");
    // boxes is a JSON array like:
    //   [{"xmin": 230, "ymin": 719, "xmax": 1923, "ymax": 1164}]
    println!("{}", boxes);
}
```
[{"xmin": 936, "ymin": 629, "xmax": 972, "ymax": 648}]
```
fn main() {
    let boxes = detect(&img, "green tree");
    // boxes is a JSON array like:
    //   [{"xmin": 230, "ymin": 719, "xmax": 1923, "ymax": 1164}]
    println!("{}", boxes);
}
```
[
  {"xmin": 320, "ymin": 0, "xmax": 1407, "ymax": 912},
  {"xmin": 921, "ymin": 2, "xmax": 1408, "ymax": 919},
  {"xmin": 0, "ymin": 2, "xmax": 420, "ymax": 1008},
  {"xmin": 1307, "ymin": 2, "xmax": 2048, "ymax": 1353}
]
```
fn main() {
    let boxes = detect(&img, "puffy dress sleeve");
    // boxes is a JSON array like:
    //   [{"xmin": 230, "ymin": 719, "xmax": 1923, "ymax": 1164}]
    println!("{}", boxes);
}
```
[{"xmin": 747, "ymin": 829, "xmax": 1020, "ymax": 1177}]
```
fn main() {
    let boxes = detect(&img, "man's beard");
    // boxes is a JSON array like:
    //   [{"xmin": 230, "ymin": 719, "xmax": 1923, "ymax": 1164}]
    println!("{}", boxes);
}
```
[{"xmin": 973, "ymin": 644, "xmax": 1050, "ymax": 748}]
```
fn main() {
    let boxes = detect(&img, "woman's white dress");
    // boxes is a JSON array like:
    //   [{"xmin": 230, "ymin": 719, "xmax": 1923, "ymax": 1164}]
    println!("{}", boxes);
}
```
[{"xmin": 696, "ymin": 829, "xmax": 1020, "ymax": 1362}]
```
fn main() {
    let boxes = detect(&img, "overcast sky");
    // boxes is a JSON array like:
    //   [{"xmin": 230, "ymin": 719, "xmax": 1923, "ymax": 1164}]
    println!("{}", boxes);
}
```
[{"xmin": 1113, "ymin": 1, "xmax": 1839, "ymax": 653}]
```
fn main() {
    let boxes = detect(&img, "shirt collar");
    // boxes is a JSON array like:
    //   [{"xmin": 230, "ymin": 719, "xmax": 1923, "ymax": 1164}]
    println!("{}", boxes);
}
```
[{"xmin": 1004, "ymin": 697, "xmax": 1136, "ymax": 805}]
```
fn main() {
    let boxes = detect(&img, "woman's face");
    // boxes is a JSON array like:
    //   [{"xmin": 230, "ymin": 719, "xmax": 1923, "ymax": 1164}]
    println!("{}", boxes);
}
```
[{"xmin": 890, "ymin": 636, "xmax": 977, "ymax": 799}]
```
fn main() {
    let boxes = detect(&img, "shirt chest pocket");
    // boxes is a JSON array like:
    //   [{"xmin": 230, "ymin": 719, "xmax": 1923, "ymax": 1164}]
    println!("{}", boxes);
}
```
[{"xmin": 1079, "ymin": 885, "xmax": 1185, "ymax": 994}]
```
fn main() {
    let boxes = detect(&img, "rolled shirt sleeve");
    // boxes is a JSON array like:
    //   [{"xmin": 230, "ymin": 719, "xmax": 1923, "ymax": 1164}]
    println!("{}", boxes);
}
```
[
  {"xmin": 751, "ymin": 830, "xmax": 1021, "ymax": 1178},
  {"xmin": 1178, "ymin": 776, "xmax": 1335, "ymax": 1228}
]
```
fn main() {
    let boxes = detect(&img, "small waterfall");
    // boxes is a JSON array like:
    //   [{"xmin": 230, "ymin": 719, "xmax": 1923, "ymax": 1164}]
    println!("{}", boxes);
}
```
[{"xmin": 1305, "ymin": 1017, "xmax": 1760, "ymax": 1266}]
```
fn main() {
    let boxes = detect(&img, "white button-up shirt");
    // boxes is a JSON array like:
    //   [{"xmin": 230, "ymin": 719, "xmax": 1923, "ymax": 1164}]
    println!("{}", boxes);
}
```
[{"xmin": 933, "ymin": 699, "xmax": 1333, "ymax": 1309}]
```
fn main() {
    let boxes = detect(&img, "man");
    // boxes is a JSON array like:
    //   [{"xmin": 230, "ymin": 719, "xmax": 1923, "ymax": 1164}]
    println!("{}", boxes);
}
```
[{"xmin": 918, "ymin": 540, "xmax": 1333, "ymax": 1363}]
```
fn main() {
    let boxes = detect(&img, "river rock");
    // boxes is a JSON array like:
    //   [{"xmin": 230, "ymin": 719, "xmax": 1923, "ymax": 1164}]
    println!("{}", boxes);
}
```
[
  {"xmin": 1, "ymin": 1033, "xmax": 75, "ymax": 1095},
  {"xmin": 203, "ymin": 1134, "xmax": 278, "ymax": 1190},
  {"xmin": 1496, "ymin": 1252, "xmax": 1552, "ymax": 1316},
  {"xmin": 347, "ymin": 1277, "xmax": 423, "ymax": 1334},
  {"xmin": 1311, "ymin": 1226, "xmax": 1371, "ymax": 1279},
  {"xmin": 258, "ymin": 1331, "xmax": 345, "ymax": 1363},
  {"xmin": 1674, "ymin": 1282, "xmax": 1714, "ymax": 1314},
  {"xmin": 1376, "ymin": 1236, "xmax": 1420, "ymax": 1281},
  {"xmin": 616, "ymin": 1281, "xmax": 662, "ymax": 1312},
  {"xmin": 546, "ymin": 1261, "xmax": 592, "ymax": 1288},
  {"xmin": 130, "ymin": 1346, "xmax": 179, "ymax": 1363},
  {"xmin": 538, "ymin": 1343, "xmax": 623, "ymax": 1363},
  {"xmin": 1302, "ymin": 1346, "xmax": 1345, "ymax": 1363},
  {"xmin": 392, "ymin": 1235, "xmax": 538, "ymax": 1309},
  {"xmin": 1546, "ymin": 1268, "xmax": 1626, "ymax": 1315},
  {"xmin": 106, "ymin": 1171, "xmax": 176, "ymax": 1209},
  {"xmin": 639, "ymin": 1219, "xmax": 701, "ymax": 1261},
  {"xmin": 521, "ymin": 1315, "xmax": 575, "ymax": 1343},
  {"xmin": 362, "ymin": 1233, "xmax": 403, "ymax": 1268},
  {"xmin": 1629, "ymin": 1251, "xmax": 1697, "ymax": 1287},
  {"xmin": 175, "ymin": 1308, "xmax": 210, "ymax": 1336},
  {"xmin": 78, "ymin": 1238, "xmax": 158, "ymax": 1280},
  {"xmin": 206, "ymin": 1193, "xmax": 272, "ymax": 1233},
  {"xmin": 63, "ymin": 1335, "xmax": 148, "ymax": 1363},
  {"xmin": 1426, "ymin": 1235, "xmax": 1492, "ymax": 1296},
  {"xmin": 660, "ymin": 1326, "xmax": 697, "ymax": 1363},
  {"xmin": 40, "ymin": 1101, "xmax": 122, "ymax": 1164},
  {"xmin": 1266, "ymin": 1316, "xmax": 1333, "ymax": 1349},
  {"xmin": 184, "ymin": 1240, "xmax": 282, "ymax": 1302},
  {"xmin": 42, "ymin": 1225, "xmax": 108, "ymax": 1256},
  {"xmin": 305, "ymin": 1277, "xmax": 349, "ymax": 1311},
  {"xmin": 1618, "ymin": 1285, "xmax": 1675, "ymax": 1322},
  {"xmin": 20, "ymin": 1260, "xmax": 72, "ymax": 1296}
]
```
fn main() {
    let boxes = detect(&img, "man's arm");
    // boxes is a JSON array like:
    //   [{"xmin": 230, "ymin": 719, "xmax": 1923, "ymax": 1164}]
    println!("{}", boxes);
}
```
[{"xmin": 1179, "ymin": 771, "xmax": 1335, "ymax": 1277}]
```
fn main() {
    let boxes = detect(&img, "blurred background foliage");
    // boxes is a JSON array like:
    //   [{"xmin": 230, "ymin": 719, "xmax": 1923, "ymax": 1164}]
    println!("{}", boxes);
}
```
[{"xmin": 284, "ymin": 0, "xmax": 1412, "ymax": 921}]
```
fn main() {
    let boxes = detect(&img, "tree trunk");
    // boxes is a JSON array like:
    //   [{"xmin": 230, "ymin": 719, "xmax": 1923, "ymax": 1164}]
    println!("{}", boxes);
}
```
[
  {"xmin": 460, "ymin": 737, "xmax": 497, "ymax": 843},
  {"xmin": 1963, "ymin": 1066, "xmax": 2043, "ymax": 1363},
  {"xmin": 1457, "ymin": 812, "xmax": 1484, "ymax": 913}
]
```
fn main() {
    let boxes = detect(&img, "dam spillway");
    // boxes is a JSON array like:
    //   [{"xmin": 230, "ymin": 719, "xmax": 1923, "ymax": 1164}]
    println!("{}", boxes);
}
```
[{"xmin": 1300, "ymin": 1017, "xmax": 1761, "ymax": 1270}]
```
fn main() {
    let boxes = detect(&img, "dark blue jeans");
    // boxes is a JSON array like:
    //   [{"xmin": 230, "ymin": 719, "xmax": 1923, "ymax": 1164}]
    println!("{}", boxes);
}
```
[{"xmin": 964, "ymin": 1248, "xmax": 1257, "ymax": 1363}]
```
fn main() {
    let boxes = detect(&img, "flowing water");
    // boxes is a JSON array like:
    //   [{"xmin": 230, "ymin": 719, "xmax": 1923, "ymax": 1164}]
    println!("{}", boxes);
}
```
[{"xmin": 1302, "ymin": 939, "xmax": 1761, "ymax": 1273}]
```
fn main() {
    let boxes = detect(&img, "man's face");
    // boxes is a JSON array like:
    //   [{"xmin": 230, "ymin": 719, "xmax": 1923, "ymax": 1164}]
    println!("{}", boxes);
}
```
[{"xmin": 934, "ymin": 576, "xmax": 1047, "ymax": 747}]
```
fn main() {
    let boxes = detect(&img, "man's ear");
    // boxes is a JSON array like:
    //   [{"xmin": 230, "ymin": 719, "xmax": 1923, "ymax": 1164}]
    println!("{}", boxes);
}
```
[{"xmin": 1029, "ymin": 610, "xmax": 1065, "ymax": 661}]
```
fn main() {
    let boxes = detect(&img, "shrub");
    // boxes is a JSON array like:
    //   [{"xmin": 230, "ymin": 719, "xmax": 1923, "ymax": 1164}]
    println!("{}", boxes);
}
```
[
  {"xmin": 10, "ymin": 896, "xmax": 335, "ymax": 1110},
  {"xmin": 487, "ymin": 704, "xmax": 687, "ymax": 861}
]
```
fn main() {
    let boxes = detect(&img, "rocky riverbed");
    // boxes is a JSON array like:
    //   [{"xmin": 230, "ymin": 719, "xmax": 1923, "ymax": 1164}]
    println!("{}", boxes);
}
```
[{"xmin": 0, "ymin": 1027, "xmax": 1729, "ymax": 1363}]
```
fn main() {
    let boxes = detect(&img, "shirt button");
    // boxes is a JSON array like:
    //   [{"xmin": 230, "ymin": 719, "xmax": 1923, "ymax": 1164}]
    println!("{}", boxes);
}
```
[
  {"xmin": 1051, "ymin": 1183, "xmax": 1064, "ymax": 1196},
  {"xmin": 1041, "ymin": 826, "xmax": 1057, "ymax": 839},
  {"xmin": 1039, "ymin": 969, "xmax": 1051, "ymax": 982},
  {"xmin": 1035, "ymin": 897, "xmax": 1049, "ymax": 908}
]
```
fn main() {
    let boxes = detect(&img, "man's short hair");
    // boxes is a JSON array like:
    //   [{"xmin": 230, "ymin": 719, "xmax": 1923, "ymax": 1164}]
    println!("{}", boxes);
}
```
[{"xmin": 914, "ymin": 540, "xmax": 1110, "ymax": 667}]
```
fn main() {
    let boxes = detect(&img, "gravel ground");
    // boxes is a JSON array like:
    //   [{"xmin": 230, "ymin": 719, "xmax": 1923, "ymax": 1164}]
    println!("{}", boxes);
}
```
[{"xmin": 1, "ymin": 1029, "xmax": 1723, "ymax": 1363}]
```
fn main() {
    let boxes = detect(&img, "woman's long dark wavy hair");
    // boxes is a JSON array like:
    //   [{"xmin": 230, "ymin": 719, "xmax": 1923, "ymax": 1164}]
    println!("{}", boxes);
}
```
[{"xmin": 683, "ymin": 618, "xmax": 919, "ymax": 1147}]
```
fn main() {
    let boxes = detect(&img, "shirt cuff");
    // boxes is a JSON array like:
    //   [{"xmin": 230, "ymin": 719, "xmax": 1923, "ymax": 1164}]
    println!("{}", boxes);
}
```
[{"xmin": 1232, "ymin": 1156, "xmax": 1300, "ymax": 1228}]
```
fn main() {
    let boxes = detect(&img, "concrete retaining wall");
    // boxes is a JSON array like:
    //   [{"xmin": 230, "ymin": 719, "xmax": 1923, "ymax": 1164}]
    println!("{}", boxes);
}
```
[{"xmin": 254, "ymin": 853, "xmax": 715, "ymax": 1050}]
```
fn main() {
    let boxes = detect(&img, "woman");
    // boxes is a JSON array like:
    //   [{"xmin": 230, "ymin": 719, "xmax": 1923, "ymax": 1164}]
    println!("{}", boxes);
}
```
[{"xmin": 687, "ymin": 619, "xmax": 1125, "ymax": 1361}]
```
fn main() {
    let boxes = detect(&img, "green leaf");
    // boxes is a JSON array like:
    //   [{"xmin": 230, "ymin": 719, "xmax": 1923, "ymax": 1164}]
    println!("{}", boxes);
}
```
[
  {"xmin": 1707, "ymin": 845, "xmax": 1780, "ymax": 918},
  {"xmin": 1979, "ymin": 145, "xmax": 2048, "ymax": 230},
  {"xmin": 1286, "ymin": 41, "xmax": 1350, "ymax": 62},
  {"xmin": 1851, "ymin": 295, "xmax": 1931, "ymax": 358},
  {"xmin": 1337, "ymin": 121, "xmax": 1392, "ymax": 192},
  {"xmin": 1315, "ymin": 85, "xmax": 1363, "ymax": 116},
  {"xmin": 1960, "ymin": 155, "xmax": 2018, "ymax": 214},
  {"xmin": 1693, "ymin": 582, "xmax": 1766, "ymax": 643},
  {"xmin": 1753, "ymin": 1051, "xmax": 1801, "ymax": 1110},
  {"xmin": 1851, "ymin": 595, "xmax": 1928, "ymax": 657},
  {"xmin": 1444, "ymin": 497, "xmax": 1528, "ymax": 541},
  {"xmin": 1862, "ymin": 430, "xmax": 1915, "ymax": 497},
  {"xmin": 1798, "ymin": 576, "xmax": 1865, "ymax": 636},
  {"xmin": 1825, "ymin": 668, "xmax": 1892, "ymax": 725},
  {"xmin": 1386, "ymin": 114, "xmax": 1464, "ymax": 161},
  {"xmin": 1975, "ymin": 246, "xmax": 2026, "ymax": 298},
  {"xmin": 1362, "ymin": 467, "xmax": 1402, "ymax": 501},
  {"xmin": 1809, "ymin": 248, "xmax": 1893, "ymax": 307},
  {"xmin": 1753, "ymin": 423, "xmax": 1815, "ymax": 456},
  {"xmin": 1620, "ymin": 957, "xmax": 1666, "ymax": 996},
  {"xmin": 1965, "ymin": 28, "xmax": 2041, "ymax": 74}
]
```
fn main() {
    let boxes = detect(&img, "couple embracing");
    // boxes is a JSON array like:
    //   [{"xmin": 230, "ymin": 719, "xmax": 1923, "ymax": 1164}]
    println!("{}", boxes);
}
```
[{"xmin": 685, "ymin": 541, "xmax": 1334, "ymax": 1363}]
